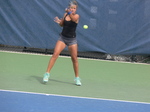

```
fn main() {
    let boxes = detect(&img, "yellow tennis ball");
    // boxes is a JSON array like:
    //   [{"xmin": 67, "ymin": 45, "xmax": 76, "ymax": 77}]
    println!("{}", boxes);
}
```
[{"xmin": 83, "ymin": 25, "xmax": 88, "ymax": 29}]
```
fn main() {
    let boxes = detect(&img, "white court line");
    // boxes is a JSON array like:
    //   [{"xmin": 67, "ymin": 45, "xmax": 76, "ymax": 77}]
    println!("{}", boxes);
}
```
[
  {"xmin": 0, "ymin": 50, "xmax": 150, "ymax": 66},
  {"xmin": 0, "ymin": 89, "xmax": 150, "ymax": 105}
]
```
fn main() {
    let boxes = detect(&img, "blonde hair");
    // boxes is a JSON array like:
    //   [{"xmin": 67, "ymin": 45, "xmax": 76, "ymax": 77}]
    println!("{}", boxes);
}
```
[{"xmin": 69, "ymin": 0, "xmax": 78, "ymax": 7}]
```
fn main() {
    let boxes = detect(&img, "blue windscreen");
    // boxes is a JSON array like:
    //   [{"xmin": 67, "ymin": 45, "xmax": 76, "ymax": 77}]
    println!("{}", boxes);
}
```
[{"xmin": 0, "ymin": 0, "xmax": 150, "ymax": 55}]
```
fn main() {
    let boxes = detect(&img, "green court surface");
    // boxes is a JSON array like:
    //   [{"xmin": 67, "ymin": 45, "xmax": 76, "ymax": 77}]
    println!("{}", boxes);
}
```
[{"xmin": 0, "ymin": 51, "xmax": 150, "ymax": 103}]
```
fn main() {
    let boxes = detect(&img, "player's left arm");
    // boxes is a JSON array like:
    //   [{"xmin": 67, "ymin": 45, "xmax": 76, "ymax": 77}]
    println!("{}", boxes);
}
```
[{"xmin": 54, "ymin": 13, "xmax": 66, "ymax": 27}]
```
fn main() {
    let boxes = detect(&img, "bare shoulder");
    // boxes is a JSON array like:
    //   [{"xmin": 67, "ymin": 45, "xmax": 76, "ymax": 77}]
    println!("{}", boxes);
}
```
[
  {"xmin": 75, "ymin": 14, "xmax": 80, "ymax": 18},
  {"xmin": 75, "ymin": 14, "xmax": 80, "ymax": 23}
]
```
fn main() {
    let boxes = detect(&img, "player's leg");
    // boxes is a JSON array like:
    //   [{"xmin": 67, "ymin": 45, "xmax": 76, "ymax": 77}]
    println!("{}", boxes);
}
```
[
  {"xmin": 68, "ymin": 44, "xmax": 81, "ymax": 86},
  {"xmin": 43, "ymin": 40, "xmax": 66, "ymax": 83},
  {"xmin": 46, "ymin": 40, "xmax": 66, "ymax": 73}
]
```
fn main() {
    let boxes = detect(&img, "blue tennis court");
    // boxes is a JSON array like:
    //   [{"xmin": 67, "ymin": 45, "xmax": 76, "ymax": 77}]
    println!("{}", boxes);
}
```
[{"xmin": 0, "ymin": 90, "xmax": 150, "ymax": 112}]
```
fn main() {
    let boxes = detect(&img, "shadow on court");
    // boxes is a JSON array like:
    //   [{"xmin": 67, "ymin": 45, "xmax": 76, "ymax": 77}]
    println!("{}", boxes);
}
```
[
  {"xmin": 32, "ymin": 76, "xmax": 75, "ymax": 85},
  {"xmin": 49, "ymin": 79, "xmax": 75, "ymax": 85}
]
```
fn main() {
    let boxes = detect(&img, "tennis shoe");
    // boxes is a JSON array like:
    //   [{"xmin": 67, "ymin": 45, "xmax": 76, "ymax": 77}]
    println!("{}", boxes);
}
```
[
  {"xmin": 43, "ymin": 73, "xmax": 50, "ymax": 83},
  {"xmin": 74, "ymin": 77, "xmax": 81, "ymax": 86}
]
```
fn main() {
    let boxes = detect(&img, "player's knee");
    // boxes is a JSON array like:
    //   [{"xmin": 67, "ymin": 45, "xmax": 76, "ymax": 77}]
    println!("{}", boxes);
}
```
[
  {"xmin": 52, "ymin": 53, "xmax": 59, "ymax": 59},
  {"xmin": 71, "ymin": 56, "xmax": 78, "ymax": 63}
]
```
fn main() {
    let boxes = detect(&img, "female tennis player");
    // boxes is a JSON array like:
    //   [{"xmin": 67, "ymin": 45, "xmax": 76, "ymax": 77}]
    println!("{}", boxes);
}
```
[{"xmin": 43, "ymin": 0, "xmax": 81, "ymax": 86}]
